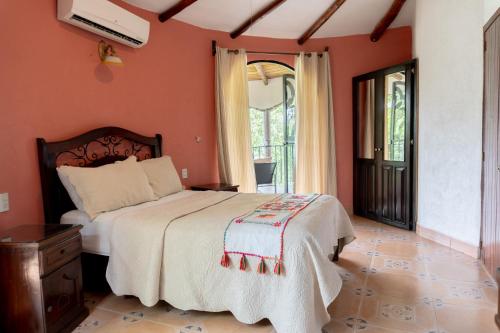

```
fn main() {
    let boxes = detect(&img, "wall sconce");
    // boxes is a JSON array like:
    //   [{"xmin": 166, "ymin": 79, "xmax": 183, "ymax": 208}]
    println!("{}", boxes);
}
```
[{"xmin": 98, "ymin": 40, "xmax": 123, "ymax": 66}]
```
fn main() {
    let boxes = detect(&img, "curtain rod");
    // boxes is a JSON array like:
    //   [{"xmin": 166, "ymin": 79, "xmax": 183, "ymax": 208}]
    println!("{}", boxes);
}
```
[{"xmin": 211, "ymin": 40, "xmax": 329, "ymax": 57}]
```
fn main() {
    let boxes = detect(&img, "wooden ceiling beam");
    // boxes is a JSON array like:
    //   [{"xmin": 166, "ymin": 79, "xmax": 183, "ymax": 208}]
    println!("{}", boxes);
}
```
[
  {"xmin": 297, "ymin": 0, "xmax": 347, "ymax": 45},
  {"xmin": 369, "ymin": 0, "xmax": 406, "ymax": 42},
  {"xmin": 159, "ymin": 0, "xmax": 198, "ymax": 23},
  {"xmin": 254, "ymin": 63, "xmax": 269, "ymax": 85},
  {"xmin": 230, "ymin": 0, "xmax": 287, "ymax": 39}
]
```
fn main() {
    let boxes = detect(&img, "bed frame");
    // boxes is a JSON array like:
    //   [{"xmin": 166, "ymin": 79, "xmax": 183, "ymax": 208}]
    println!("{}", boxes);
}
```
[
  {"xmin": 37, "ymin": 127, "xmax": 162, "ymax": 224},
  {"xmin": 37, "ymin": 126, "xmax": 162, "ymax": 290}
]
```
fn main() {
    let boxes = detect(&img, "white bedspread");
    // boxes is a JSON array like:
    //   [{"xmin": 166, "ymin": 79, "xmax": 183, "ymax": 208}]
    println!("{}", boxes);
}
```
[{"xmin": 105, "ymin": 190, "xmax": 354, "ymax": 333}]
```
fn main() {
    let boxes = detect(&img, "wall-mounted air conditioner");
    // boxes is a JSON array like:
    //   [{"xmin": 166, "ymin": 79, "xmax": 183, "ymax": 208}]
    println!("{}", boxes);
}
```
[{"xmin": 58, "ymin": 0, "xmax": 150, "ymax": 48}]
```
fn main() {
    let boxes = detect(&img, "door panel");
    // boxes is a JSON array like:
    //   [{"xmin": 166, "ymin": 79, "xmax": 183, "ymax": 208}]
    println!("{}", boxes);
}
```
[
  {"xmin": 356, "ymin": 161, "xmax": 376, "ymax": 216},
  {"xmin": 481, "ymin": 12, "xmax": 500, "ymax": 276},
  {"xmin": 354, "ymin": 61, "xmax": 415, "ymax": 230},
  {"xmin": 381, "ymin": 165, "xmax": 394, "ymax": 220},
  {"xmin": 394, "ymin": 166, "xmax": 407, "ymax": 223}
]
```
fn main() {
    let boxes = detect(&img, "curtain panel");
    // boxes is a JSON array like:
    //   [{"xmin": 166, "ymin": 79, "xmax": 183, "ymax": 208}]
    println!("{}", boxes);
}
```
[
  {"xmin": 215, "ymin": 47, "xmax": 256, "ymax": 192},
  {"xmin": 295, "ymin": 52, "xmax": 337, "ymax": 195},
  {"xmin": 358, "ymin": 79, "xmax": 375, "ymax": 159}
]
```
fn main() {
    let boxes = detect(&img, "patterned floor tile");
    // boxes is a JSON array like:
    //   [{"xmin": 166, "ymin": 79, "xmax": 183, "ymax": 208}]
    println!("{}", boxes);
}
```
[
  {"xmin": 365, "ymin": 272, "xmax": 447, "ymax": 301},
  {"xmin": 435, "ymin": 304, "xmax": 498, "ymax": 333},
  {"xmin": 321, "ymin": 319, "xmax": 355, "ymax": 333},
  {"xmin": 74, "ymin": 308, "xmax": 121, "ymax": 332},
  {"xmin": 425, "ymin": 259, "xmax": 492, "ymax": 283},
  {"xmin": 433, "ymin": 279, "xmax": 498, "ymax": 308},
  {"xmin": 359, "ymin": 294, "xmax": 438, "ymax": 332},
  {"xmin": 371, "ymin": 255, "xmax": 426, "ymax": 276},
  {"xmin": 93, "ymin": 316, "xmax": 177, "ymax": 333},
  {"xmin": 328, "ymin": 287, "xmax": 364, "ymax": 320}
]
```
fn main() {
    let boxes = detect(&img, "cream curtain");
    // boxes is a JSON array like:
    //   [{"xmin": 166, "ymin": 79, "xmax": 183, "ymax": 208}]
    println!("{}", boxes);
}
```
[
  {"xmin": 215, "ymin": 47, "xmax": 256, "ymax": 193},
  {"xmin": 295, "ymin": 52, "xmax": 337, "ymax": 195}
]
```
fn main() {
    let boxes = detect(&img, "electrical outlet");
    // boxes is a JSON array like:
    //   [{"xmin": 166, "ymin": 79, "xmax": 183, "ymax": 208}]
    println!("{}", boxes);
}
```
[
  {"xmin": 181, "ymin": 168, "xmax": 188, "ymax": 179},
  {"xmin": 0, "ymin": 193, "xmax": 9, "ymax": 213}
]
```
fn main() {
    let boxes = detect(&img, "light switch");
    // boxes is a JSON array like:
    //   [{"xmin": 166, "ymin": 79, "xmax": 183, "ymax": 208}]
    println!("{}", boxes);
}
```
[
  {"xmin": 181, "ymin": 168, "xmax": 188, "ymax": 179},
  {"xmin": 0, "ymin": 193, "xmax": 9, "ymax": 213}
]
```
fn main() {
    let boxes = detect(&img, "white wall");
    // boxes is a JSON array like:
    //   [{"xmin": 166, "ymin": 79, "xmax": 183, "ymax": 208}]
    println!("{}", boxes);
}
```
[
  {"xmin": 414, "ymin": 1, "xmax": 484, "ymax": 246},
  {"xmin": 484, "ymin": 0, "xmax": 500, "ymax": 23}
]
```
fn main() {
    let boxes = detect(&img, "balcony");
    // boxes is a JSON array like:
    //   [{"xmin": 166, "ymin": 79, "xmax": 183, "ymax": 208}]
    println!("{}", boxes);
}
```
[{"xmin": 252, "ymin": 143, "xmax": 295, "ymax": 193}]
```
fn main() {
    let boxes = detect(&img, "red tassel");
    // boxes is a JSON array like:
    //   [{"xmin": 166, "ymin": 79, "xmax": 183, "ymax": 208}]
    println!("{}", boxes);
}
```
[
  {"xmin": 257, "ymin": 257, "xmax": 266, "ymax": 274},
  {"xmin": 274, "ymin": 259, "xmax": 284, "ymax": 275},
  {"xmin": 220, "ymin": 253, "xmax": 230, "ymax": 268},
  {"xmin": 239, "ymin": 254, "xmax": 247, "ymax": 271}
]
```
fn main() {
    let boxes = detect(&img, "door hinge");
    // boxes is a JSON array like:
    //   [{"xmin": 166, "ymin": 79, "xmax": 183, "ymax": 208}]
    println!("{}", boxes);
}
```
[
  {"xmin": 484, "ymin": 40, "xmax": 487, "ymax": 51},
  {"xmin": 482, "ymin": 151, "xmax": 485, "ymax": 161}
]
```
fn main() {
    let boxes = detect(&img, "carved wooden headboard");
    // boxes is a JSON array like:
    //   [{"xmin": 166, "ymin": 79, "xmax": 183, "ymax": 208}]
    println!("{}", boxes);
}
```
[{"xmin": 37, "ymin": 127, "xmax": 162, "ymax": 224}]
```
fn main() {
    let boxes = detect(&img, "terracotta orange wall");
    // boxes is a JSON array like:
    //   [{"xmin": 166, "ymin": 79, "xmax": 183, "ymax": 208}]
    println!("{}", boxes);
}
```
[{"xmin": 0, "ymin": 1, "xmax": 411, "ymax": 230}]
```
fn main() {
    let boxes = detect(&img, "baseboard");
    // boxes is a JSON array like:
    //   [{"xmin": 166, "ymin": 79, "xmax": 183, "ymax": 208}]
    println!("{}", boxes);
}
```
[{"xmin": 416, "ymin": 225, "xmax": 480, "ymax": 258}]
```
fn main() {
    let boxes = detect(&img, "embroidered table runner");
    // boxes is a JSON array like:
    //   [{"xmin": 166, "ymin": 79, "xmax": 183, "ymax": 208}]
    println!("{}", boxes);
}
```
[{"xmin": 221, "ymin": 193, "xmax": 320, "ymax": 275}]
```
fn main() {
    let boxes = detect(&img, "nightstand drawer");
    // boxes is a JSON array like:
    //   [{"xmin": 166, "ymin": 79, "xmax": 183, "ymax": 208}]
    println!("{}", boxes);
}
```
[
  {"xmin": 42, "ymin": 257, "xmax": 84, "ymax": 333},
  {"xmin": 39, "ymin": 234, "xmax": 82, "ymax": 276}
]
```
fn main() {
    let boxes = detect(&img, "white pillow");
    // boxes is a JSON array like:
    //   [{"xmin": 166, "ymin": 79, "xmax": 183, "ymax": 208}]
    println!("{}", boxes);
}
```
[
  {"xmin": 140, "ymin": 156, "xmax": 183, "ymax": 198},
  {"xmin": 57, "ymin": 169, "xmax": 85, "ymax": 211},
  {"xmin": 57, "ymin": 156, "xmax": 157, "ymax": 219}
]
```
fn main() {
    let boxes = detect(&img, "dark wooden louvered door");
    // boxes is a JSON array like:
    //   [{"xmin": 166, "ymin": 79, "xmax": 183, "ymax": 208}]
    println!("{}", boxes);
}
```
[
  {"xmin": 481, "ymin": 9, "xmax": 500, "ymax": 276},
  {"xmin": 354, "ymin": 61, "xmax": 416, "ymax": 230}
]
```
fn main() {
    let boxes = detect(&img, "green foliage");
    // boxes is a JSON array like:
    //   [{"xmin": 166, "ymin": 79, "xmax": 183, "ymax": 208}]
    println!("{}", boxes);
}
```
[
  {"xmin": 249, "ymin": 108, "xmax": 265, "ymax": 147},
  {"xmin": 385, "ymin": 83, "xmax": 406, "ymax": 161}
]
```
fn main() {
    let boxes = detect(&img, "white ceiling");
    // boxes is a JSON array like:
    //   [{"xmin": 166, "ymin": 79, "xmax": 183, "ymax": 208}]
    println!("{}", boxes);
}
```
[{"xmin": 122, "ymin": 0, "xmax": 415, "ymax": 39}]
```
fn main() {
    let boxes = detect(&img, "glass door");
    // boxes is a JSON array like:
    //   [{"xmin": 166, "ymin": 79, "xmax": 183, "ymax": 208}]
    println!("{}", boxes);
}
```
[
  {"xmin": 354, "ymin": 60, "xmax": 416, "ymax": 230},
  {"xmin": 376, "ymin": 66, "xmax": 413, "ymax": 227}
]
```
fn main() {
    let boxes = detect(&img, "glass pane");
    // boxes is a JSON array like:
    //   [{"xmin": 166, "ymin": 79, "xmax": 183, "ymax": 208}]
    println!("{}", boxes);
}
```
[
  {"xmin": 357, "ymin": 79, "xmax": 375, "ymax": 159},
  {"xmin": 384, "ymin": 71, "xmax": 406, "ymax": 162}
]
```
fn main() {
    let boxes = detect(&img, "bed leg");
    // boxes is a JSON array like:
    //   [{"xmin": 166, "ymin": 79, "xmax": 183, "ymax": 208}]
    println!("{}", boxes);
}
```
[
  {"xmin": 333, "ymin": 246, "xmax": 340, "ymax": 262},
  {"xmin": 332, "ymin": 238, "xmax": 346, "ymax": 262}
]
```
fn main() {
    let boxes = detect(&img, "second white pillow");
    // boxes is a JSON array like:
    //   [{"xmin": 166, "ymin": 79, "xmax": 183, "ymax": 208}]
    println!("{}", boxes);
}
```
[{"xmin": 140, "ymin": 155, "xmax": 183, "ymax": 198}]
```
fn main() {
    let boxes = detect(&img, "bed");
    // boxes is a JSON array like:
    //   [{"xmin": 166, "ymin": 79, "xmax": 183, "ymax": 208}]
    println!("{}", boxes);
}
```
[{"xmin": 37, "ymin": 127, "xmax": 355, "ymax": 333}]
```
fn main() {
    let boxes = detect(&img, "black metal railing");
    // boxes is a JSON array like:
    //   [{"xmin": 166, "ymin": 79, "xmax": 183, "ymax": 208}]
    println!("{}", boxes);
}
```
[
  {"xmin": 386, "ymin": 139, "xmax": 405, "ymax": 161},
  {"xmin": 252, "ymin": 143, "xmax": 295, "ymax": 193}
]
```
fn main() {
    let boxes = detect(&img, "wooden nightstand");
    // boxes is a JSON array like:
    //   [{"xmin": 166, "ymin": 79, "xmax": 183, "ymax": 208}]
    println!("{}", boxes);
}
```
[
  {"xmin": 191, "ymin": 183, "xmax": 239, "ymax": 192},
  {"xmin": 0, "ymin": 224, "xmax": 88, "ymax": 333}
]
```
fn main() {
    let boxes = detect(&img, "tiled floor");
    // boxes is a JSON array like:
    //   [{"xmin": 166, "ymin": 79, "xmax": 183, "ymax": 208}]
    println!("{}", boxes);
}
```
[{"xmin": 75, "ymin": 216, "xmax": 499, "ymax": 333}]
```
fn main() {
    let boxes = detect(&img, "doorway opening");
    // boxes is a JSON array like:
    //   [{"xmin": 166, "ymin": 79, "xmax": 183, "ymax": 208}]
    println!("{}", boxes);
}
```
[
  {"xmin": 247, "ymin": 61, "xmax": 296, "ymax": 193},
  {"xmin": 353, "ymin": 60, "xmax": 416, "ymax": 230}
]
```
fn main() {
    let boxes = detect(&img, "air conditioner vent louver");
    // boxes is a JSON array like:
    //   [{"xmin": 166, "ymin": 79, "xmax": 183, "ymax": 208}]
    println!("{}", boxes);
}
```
[{"xmin": 70, "ymin": 14, "xmax": 143, "ymax": 46}]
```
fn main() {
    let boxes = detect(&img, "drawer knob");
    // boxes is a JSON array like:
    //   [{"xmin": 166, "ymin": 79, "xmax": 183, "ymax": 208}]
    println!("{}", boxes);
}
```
[
  {"xmin": 47, "ymin": 305, "xmax": 53, "ymax": 313},
  {"xmin": 60, "ymin": 249, "xmax": 65, "ymax": 255}
]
